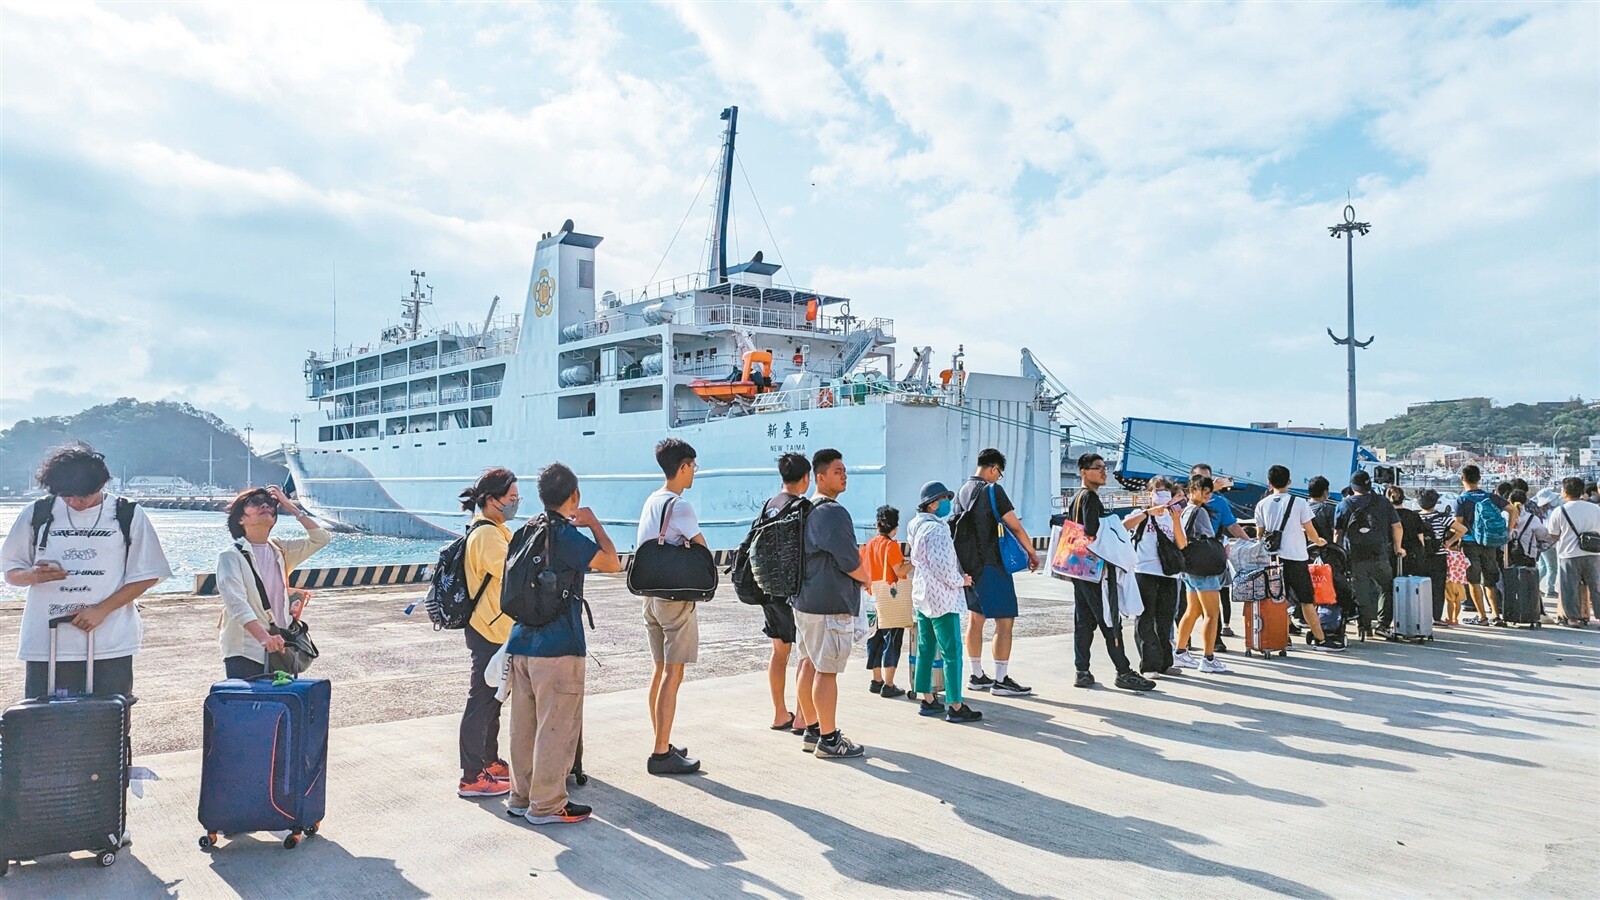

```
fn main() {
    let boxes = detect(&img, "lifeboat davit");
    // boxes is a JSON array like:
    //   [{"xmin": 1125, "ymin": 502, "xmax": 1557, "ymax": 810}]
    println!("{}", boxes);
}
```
[{"xmin": 691, "ymin": 349, "xmax": 775, "ymax": 403}]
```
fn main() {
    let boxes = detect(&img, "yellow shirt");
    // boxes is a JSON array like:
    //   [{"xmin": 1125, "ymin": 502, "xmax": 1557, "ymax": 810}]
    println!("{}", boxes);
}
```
[{"xmin": 465, "ymin": 515, "xmax": 514, "ymax": 644}]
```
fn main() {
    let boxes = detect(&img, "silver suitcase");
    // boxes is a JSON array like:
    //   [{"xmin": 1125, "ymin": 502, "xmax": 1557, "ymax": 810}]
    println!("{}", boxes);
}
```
[{"xmin": 1390, "ymin": 576, "xmax": 1434, "ymax": 643}]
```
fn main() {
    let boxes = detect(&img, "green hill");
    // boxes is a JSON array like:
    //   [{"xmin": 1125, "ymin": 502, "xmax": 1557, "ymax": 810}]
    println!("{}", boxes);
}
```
[
  {"xmin": 1358, "ymin": 397, "xmax": 1598, "ymax": 457},
  {"xmin": 0, "ymin": 398, "xmax": 286, "ymax": 495}
]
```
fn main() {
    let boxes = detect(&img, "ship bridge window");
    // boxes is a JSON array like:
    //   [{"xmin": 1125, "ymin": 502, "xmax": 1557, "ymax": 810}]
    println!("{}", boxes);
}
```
[
  {"xmin": 559, "ymin": 393, "xmax": 597, "ymax": 420},
  {"xmin": 578, "ymin": 259, "xmax": 595, "ymax": 290}
]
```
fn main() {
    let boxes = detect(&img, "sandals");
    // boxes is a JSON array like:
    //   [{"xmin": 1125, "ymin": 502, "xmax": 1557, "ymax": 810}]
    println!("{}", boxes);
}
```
[{"xmin": 770, "ymin": 713, "xmax": 796, "ymax": 731}]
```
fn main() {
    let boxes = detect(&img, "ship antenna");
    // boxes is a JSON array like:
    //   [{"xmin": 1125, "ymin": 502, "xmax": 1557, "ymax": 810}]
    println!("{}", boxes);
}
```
[
  {"xmin": 404, "ymin": 269, "xmax": 431, "ymax": 340},
  {"xmin": 707, "ymin": 106, "xmax": 738, "ymax": 286}
]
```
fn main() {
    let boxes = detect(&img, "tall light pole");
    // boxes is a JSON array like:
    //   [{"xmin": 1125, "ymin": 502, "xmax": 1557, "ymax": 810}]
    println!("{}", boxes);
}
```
[
  {"xmin": 244, "ymin": 423, "xmax": 254, "ymax": 487},
  {"xmin": 1327, "ymin": 204, "xmax": 1372, "ymax": 440},
  {"xmin": 1553, "ymin": 424, "xmax": 1572, "ymax": 470},
  {"xmin": 290, "ymin": 414, "xmax": 302, "ymax": 445}
]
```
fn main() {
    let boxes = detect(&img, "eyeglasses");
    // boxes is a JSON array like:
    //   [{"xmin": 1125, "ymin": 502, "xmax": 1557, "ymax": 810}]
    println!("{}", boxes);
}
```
[{"xmin": 1084, "ymin": 465, "xmax": 1107, "ymax": 472}]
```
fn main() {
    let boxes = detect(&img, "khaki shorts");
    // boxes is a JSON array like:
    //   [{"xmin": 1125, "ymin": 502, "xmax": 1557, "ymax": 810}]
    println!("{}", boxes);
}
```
[
  {"xmin": 794, "ymin": 610, "xmax": 855, "ymax": 674},
  {"xmin": 643, "ymin": 597, "xmax": 700, "ymax": 665}
]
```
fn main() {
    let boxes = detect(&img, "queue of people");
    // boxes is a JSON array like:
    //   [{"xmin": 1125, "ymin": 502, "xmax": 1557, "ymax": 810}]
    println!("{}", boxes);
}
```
[{"xmin": 5, "ymin": 441, "xmax": 1598, "ymax": 838}]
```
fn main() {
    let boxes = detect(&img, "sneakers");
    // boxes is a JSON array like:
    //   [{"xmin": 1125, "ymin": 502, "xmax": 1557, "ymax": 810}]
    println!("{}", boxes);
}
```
[
  {"xmin": 1221, "ymin": 626, "xmax": 1237, "ymax": 638},
  {"xmin": 524, "ymin": 801, "xmax": 592, "ymax": 825},
  {"xmin": 880, "ymin": 684, "xmax": 907, "ymax": 699},
  {"xmin": 801, "ymin": 724, "xmax": 821, "ymax": 752},
  {"xmin": 1073, "ymin": 671, "xmax": 1095, "ymax": 688},
  {"xmin": 1492, "ymin": 618, "xmax": 1508, "ymax": 628},
  {"xmin": 1160, "ymin": 666, "xmax": 1185, "ymax": 676},
  {"xmin": 1213, "ymin": 637, "xmax": 1230, "ymax": 653},
  {"xmin": 458, "ymin": 772, "xmax": 511, "ymax": 798},
  {"xmin": 1114, "ymin": 671, "xmax": 1157, "ymax": 692},
  {"xmin": 919, "ymin": 698, "xmax": 945, "ymax": 717},
  {"xmin": 484, "ymin": 759, "xmax": 510, "ymax": 781},
  {"xmin": 1173, "ymin": 650, "xmax": 1201, "ymax": 669},
  {"xmin": 945, "ymin": 704, "xmax": 983, "ymax": 723},
  {"xmin": 1309, "ymin": 639, "xmax": 1345, "ymax": 652},
  {"xmin": 813, "ymin": 732, "xmax": 865, "ymax": 759},
  {"xmin": 992, "ymin": 676, "xmax": 1033, "ymax": 697},
  {"xmin": 969, "ymin": 673, "xmax": 995, "ymax": 692},
  {"xmin": 1198, "ymin": 657, "xmax": 1230, "ymax": 674},
  {"xmin": 869, "ymin": 679, "xmax": 884, "ymax": 694},
  {"xmin": 647, "ymin": 750, "xmax": 701, "ymax": 775},
  {"xmin": 506, "ymin": 803, "xmax": 529, "ymax": 817}
]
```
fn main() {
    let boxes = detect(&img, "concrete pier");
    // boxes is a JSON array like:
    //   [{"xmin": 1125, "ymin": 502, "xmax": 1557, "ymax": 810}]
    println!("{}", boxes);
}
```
[{"xmin": 1, "ymin": 575, "xmax": 1595, "ymax": 897}]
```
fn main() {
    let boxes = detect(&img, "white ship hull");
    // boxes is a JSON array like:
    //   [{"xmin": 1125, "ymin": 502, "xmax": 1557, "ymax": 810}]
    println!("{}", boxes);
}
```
[{"xmin": 287, "ymin": 377, "xmax": 1056, "ymax": 550}]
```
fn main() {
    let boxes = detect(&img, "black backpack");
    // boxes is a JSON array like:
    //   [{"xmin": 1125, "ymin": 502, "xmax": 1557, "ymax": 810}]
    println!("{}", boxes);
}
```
[
  {"xmin": 31, "ymin": 495, "xmax": 136, "ymax": 560},
  {"xmin": 421, "ymin": 520, "xmax": 493, "ymax": 630},
  {"xmin": 948, "ymin": 484, "xmax": 986, "ymax": 577},
  {"xmin": 749, "ymin": 496, "xmax": 811, "ymax": 599},
  {"xmin": 1344, "ymin": 497, "xmax": 1388, "ymax": 560},
  {"xmin": 501, "ymin": 513, "xmax": 591, "ymax": 629}
]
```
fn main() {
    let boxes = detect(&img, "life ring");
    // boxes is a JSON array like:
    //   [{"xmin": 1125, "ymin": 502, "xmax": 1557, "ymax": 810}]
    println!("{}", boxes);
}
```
[{"xmin": 818, "ymin": 388, "xmax": 835, "ymax": 408}]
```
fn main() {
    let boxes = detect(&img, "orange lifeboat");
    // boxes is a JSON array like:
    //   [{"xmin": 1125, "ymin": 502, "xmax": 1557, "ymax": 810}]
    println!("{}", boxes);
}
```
[{"xmin": 691, "ymin": 350, "xmax": 775, "ymax": 403}]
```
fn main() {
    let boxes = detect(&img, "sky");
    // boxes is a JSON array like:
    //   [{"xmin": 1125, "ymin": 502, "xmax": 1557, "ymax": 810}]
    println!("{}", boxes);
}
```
[{"xmin": 2, "ymin": 0, "xmax": 1596, "ymax": 449}]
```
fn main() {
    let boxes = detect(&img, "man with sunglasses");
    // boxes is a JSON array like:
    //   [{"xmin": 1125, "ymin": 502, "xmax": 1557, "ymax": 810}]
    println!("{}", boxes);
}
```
[
  {"xmin": 1068, "ymin": 454, "xmax": 1156, "ymax": 692},
  {"xmin": 953, "ymin": 448, "xmax": 1040, "ymax": 698}
]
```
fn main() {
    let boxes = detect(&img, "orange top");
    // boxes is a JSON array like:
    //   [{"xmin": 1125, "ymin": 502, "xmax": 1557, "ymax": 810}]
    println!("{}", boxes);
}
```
[{"xmin": 861, "ymin": 534, "xmax": 905, "ymax": 584}]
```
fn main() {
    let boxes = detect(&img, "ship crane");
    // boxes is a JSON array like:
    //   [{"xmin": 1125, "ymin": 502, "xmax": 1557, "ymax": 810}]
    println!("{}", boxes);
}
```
[
  {"xmin": 477, "ymin": 295, "xmax": 500, "ymax": 348},
  {"xmin": 901, "ymin": 346, "xmax": 935, "ymax": 389}
]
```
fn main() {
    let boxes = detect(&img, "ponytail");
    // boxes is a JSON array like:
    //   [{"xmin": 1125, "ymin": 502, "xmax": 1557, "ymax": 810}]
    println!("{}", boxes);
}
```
[{"xmin": 460, "ymin": 467, "xmax": 517, "ymax": 511}]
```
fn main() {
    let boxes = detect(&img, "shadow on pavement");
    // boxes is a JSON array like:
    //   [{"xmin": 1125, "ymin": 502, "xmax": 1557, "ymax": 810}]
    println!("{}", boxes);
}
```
[
  {"xmin": 0, "ymin": 849, "xmax": 180, "ymax": 898},
  {"xmin": 202, "ymin": 831, "xmax": 424, "ymax": 899},
  {"xmin": 856, "ymin": 748, "xmax": 1331, "ymax": 899}
]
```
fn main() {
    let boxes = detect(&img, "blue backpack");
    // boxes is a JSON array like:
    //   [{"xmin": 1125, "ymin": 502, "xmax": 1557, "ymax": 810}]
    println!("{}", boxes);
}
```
[{"xmin": 1470, "ymin": 495, "xmax": 1508, "ymax": 547}]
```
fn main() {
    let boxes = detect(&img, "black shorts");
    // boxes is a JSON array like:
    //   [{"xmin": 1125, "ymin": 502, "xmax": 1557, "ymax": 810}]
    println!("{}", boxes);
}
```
[
  {"xmin": 24, "ymin": 654, "xmax": 134, "ymax": 700},
  {"xmin": 1463, "ymin": 542, "xmax": 1501, "ymax": 586},
  {"xmin": 762, "ymin": 602, "xmax": 797, "ymax": 644},
  {"xmin": 1280, "ymin": 558, "xmax": 1316, "ymax": 606}
]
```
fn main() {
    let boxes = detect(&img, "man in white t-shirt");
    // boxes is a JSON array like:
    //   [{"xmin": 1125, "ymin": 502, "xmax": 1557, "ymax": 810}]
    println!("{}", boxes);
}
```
[
  {"xmin": 2, "ymin": 443, "xmax": 172, "ymax": 698},
  {"xmin": 635, "ymin": 438, "xmax": 706, "ymax": 776},
  {"xmin": 1254, "ymin": 465, "xmax": 1340, "ymax": 652},
  {"xmin": 1545, "ymin": 477, "xmax": 1600, "ymax": 626}
]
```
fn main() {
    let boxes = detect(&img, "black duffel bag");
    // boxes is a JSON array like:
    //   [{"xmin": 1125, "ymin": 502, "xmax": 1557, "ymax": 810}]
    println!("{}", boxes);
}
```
[
  {"xmin": 1180, "ymin": 507, "xmax": 1228, "ymax": 578},
  {"xmin": 627, "ymin": 496, "xmax": 718, "ymax": 601}
]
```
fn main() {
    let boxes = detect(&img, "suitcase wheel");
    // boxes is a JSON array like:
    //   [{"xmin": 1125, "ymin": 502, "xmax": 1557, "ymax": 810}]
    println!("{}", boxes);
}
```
[
  {"xmin": 199, "ymin": 833, "xmax": 218, "ymax": 850},
  {"xmin": 1276, "ymin": 650, "xmax": 1287, "ymax": 658},
  {"xmin": 284, "ymin": 833, "xmax": 301, "ymax": 850},
  {"xmin": 98, "ymin": 850, "xmax": 117, "ymax": 868},
  {"xmin": 307, "ymin": 822, "xmax": 320, "ymax": 836},
  {"xmin": 574, "ymin": 771, "xmax": 589, "ymax": 786}
]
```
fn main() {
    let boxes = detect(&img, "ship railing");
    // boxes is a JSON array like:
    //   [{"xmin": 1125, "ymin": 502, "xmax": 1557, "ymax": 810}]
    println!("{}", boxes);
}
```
[
  {"xmin": 608, "ymin": 274, "xmax": 707, "ymax": 306},
  {"xmin": 380, "ymin": 363, "xmax": 408, "ymax": 381},
  {"xmin": 410, "ymin": 357, "xmax": 438, "ymax": 374},
  {"xmin": 333, "ymin": 374, "xmax": 356, "ymax": 389},
  {"xmin": 381, "ymin": 397, "xmax": 408, "ymax": 413},
  {"xmin": 674, "ymin": 359, "xmax": 741, "ymax": 378},
  {"xmin": 438, "ymin": 386, "xmax": 470, "ymax": 405},
  {"xmin": 410, "ymin": 393, "xmax": 437, "ymax": 409},
  {"xmin": 471, "ymin": 382, "xmax": 503, "ymax": 401}
]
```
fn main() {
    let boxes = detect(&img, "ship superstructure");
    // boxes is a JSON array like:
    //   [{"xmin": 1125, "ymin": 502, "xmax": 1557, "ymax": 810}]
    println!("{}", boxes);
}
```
[{"xmin": 289, "ymin": 107, "xmax": 1058, "ymax": 547}]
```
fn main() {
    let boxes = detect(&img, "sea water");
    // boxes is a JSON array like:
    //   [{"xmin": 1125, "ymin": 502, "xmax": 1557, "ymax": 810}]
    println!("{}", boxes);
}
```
[{"xmin": 0, "ymin": 503, "xmax": 444, "ymax": 596}]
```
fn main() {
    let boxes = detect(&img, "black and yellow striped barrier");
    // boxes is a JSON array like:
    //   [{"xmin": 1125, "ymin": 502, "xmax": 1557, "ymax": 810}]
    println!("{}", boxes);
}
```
[{"xmin": 194, "ymin": 563, "xmax": 434, "ymax": 596}]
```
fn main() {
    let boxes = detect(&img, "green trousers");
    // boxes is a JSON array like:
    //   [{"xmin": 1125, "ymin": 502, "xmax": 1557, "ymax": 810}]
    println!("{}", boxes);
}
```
[{"xmin": 914, "ymin": 611, "xmax": 963, "ymax": 705}]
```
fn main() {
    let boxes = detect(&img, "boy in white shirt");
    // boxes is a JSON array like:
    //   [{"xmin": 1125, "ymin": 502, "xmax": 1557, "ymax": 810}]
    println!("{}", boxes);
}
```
[
  {"xmin": 2, "ymin": 443, "xmax": 171, "ymax": 698},
  {"xmin": 635, "ymin": 439, "xmax": 706, "ymax": 775}
]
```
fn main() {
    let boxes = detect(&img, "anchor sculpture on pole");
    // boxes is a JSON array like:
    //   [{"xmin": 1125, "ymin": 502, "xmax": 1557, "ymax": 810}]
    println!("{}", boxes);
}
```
[{"xmin": 1327, "ymin": 204, "xmax": 1372, "ymax": 440}]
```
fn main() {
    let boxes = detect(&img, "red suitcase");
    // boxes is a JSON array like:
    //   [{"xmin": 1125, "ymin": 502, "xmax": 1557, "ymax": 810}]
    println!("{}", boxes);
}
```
[{"xmin": 1244, "ymin": 597, "xmax": 1291, "ymax": 658}]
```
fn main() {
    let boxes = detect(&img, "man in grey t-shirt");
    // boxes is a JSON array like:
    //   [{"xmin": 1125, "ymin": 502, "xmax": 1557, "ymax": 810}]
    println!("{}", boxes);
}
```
[{"xmin": 794, "ymin": 448, "xmax": 870, "ymax": 760}]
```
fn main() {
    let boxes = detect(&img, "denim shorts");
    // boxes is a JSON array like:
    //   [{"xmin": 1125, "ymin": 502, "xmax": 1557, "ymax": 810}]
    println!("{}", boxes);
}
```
[{"xmin": 1183, "ymin": 573, "xmax": 1224, "ymax": 592}]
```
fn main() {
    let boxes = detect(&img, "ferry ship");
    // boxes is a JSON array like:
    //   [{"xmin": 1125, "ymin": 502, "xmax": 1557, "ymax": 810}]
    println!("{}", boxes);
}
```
[{"xmin": 287, "ymin": 107, "xmax": 1059, "ymax": 548}]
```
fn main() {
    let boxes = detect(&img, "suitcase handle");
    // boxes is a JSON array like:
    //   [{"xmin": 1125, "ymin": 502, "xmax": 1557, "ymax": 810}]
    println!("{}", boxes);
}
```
[{"xmin": 47, "ymin": 614, "xmax": 95, "ymax": 697}]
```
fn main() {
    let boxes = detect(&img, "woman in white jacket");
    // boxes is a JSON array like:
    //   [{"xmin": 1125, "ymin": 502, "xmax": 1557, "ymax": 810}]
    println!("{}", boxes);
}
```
[
  {"xmin": 907, "ymin": 481, "xmax": 981, "ymax": 723},
  {"xmin": 215, "ymin": 485, "xmax": 331, "ymax": 678}
]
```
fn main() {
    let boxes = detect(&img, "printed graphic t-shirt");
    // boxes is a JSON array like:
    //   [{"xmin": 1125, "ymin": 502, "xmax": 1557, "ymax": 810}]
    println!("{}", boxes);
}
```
[{"xmin": 0, "ymin": 496, "xmax": 172, "ymax": 662}]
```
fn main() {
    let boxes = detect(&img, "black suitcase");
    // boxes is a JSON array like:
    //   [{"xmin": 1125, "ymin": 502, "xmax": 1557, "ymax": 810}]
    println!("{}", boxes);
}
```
[
  {"xmin": 1501, "ymin": 565, "xmax": 1542, "ymax": 627},
  {"xmin": 0, "ymin": 616, "xmax": 132, "ymax": 876}
]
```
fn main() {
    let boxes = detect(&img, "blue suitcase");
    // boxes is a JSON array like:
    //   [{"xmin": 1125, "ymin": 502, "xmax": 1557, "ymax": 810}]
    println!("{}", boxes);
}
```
[{"xmin": 197, "ymin": 676, "xmax": 329, "ymax": 850}]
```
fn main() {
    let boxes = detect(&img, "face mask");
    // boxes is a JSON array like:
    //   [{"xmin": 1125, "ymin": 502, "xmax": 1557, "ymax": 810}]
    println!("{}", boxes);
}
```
[
  {"xmin": 1152, "ymin": 490, "xmax": 1172, "ymax": 506},
  {"xmin": 497, "ymin": 498, "xmax": 520, "ymax": 521},
  {"xmin": 935, "ymin": 499, "xmax": 952, "ymax": 518}
]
